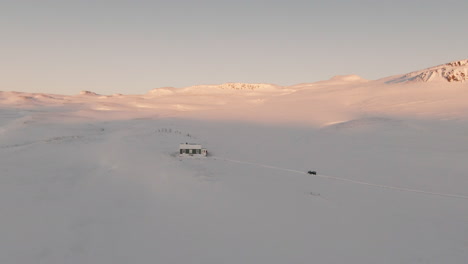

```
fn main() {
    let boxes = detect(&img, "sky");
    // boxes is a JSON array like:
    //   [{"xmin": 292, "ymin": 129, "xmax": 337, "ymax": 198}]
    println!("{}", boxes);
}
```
[{"xmin": 1, "ymin": 0, "xmax": 467, "ymax": 95}]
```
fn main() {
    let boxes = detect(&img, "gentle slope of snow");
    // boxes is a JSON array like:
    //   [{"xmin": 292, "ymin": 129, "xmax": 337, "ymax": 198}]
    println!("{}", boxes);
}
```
[{"xmin": 1, "ymin": 115, "xmax": 467, "ymax": 264}]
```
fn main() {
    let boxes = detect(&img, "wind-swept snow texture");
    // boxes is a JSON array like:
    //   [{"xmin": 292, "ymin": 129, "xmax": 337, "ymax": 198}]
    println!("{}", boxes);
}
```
[{"xmin": 1, "ymin": 60, "xmax": 468, "ymax": 263}]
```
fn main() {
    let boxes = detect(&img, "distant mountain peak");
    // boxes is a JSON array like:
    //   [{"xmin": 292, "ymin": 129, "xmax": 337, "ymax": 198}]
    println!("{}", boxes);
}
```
[
  {"xmin": 329, "ymin": 75, "xmax": 368, "ymax": 82},
  {"xmin": 79, "ymin": 90, "xmax": 99, "ymax": 96},
  {"xmin": 387, "ymin": 59, "xmax": 468, "ymax": 84},
  {"xmin": 217, "ymin": 83, "xmax": 277, "ymax": 90}
]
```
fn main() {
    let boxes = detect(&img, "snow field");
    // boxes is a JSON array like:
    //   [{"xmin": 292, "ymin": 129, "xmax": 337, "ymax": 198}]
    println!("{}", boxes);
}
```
[{"xmin": 1, "ymin": 113, "xmax": 467, "ymax": 263}]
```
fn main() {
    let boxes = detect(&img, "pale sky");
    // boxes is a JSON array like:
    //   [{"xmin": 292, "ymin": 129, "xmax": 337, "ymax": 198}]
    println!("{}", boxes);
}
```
[{"xmin": 1, "ymin": 0, "xmax": 467, "ymax": 95}]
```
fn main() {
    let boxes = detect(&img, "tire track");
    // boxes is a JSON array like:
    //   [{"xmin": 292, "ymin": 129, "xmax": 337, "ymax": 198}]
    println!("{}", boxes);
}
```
[
  {"xmin": 0, "ymin": 136, "xmax": 84, "ymax": 150},
  {"xmin": 213, "ymin": 156, "xmax": 468, "ymax": 200}
]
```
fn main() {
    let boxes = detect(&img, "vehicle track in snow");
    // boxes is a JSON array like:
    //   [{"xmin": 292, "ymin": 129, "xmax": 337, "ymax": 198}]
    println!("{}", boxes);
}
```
[
  {"xmin": 0, "ymin": 135, "xmax": 85, "ymax": 150},
  {"xmin": 213, "ymin": 156, "xmax": 468, "ymax": 200}
]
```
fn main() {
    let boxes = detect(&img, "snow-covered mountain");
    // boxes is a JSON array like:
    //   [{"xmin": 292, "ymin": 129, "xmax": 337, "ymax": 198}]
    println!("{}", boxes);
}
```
[
  {"xmin": 147, "ymin": 83, "xmax": 285, "ymax": 96},
  {"xmin": 1, "ymin": 59, "xmax": 468, "ymax": 125},
  {"xmin": 386, "ymin": 59, "xmax": 468, "ymax": 83}
]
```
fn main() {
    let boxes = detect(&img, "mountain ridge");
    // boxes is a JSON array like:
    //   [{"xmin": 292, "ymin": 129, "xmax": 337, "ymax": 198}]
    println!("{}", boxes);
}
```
[
  {"xmin": 1, "ymin": 59, "xmax": 468, "ymax": 125},
  {"xmin": 386, "ymin": 59, "xmax": 468, "ymax": 84}
]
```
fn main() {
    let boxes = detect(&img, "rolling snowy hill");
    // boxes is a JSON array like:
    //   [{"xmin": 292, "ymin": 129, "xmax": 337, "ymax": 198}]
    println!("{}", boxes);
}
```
[{"xmin": 1, "ymin": 59, "xmax": 468, "ymax": 126}]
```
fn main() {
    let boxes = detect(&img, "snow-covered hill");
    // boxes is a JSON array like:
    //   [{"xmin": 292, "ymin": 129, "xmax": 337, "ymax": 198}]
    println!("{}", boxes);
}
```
[
  {"xmin": 147, "ymin": 82, "xmax": 286, "ymax": 96},
  {"xmin": 1, "ymin": 59, "xmax": 468, "ymax": 125}
]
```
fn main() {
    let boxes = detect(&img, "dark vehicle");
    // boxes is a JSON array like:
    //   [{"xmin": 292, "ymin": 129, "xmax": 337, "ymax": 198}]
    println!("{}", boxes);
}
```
[{"xmin": 308, "ymin": 171, "xmax": 317, "ymax": 175}]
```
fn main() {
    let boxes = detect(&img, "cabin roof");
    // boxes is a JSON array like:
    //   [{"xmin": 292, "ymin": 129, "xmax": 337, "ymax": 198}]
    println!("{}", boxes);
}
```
[{"xmin": 179, "ymin": 143, "xmax": 203, "ymax": 149}]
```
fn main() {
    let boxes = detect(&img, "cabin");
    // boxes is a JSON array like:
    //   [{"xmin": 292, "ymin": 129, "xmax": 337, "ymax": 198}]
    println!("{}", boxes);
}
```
[{"xmin": 179, "ymin": 143, "xmax": 207, "ymax": 157}]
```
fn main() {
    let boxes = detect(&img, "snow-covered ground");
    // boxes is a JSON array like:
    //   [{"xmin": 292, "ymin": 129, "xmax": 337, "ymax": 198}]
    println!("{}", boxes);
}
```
[{"xmin": 1, "ymin": 60, "xmax": 468, "ymax": 263}]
